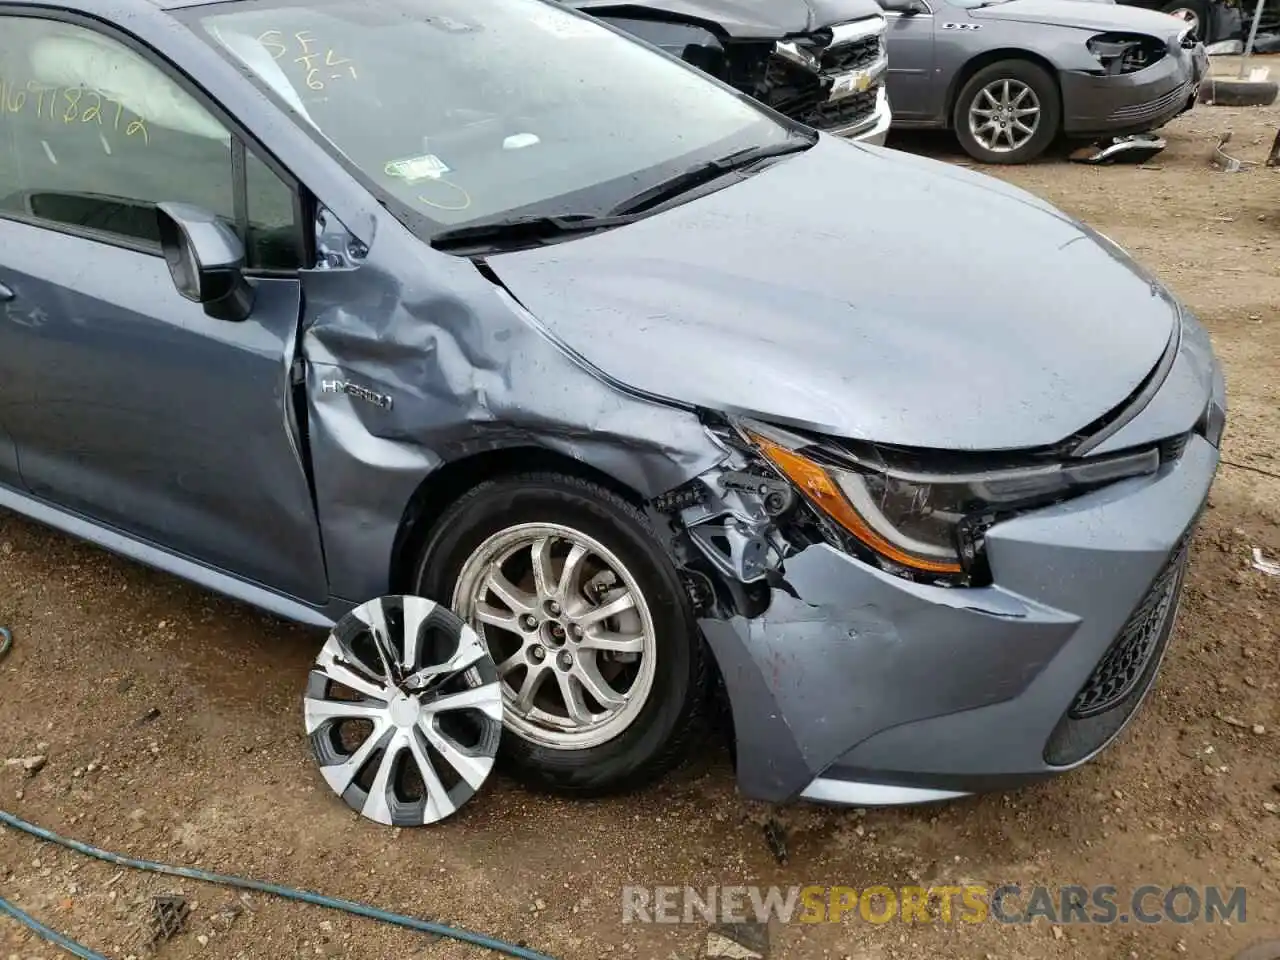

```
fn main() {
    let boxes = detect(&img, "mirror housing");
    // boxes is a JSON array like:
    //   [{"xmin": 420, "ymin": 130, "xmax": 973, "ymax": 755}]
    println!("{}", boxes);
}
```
[
  {"xmin": 882, "ymin": 0, "xmax": 929, "ymax": 14},
  {"xmin": 156, "ymin": 202, "xmax": 254, "ymax": 322}
]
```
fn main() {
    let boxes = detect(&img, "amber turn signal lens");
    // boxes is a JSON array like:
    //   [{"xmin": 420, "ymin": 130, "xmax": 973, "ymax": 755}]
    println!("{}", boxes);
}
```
[{"xmin": 748, "ymin": 432, "xmax": 964, "ymax": 576}]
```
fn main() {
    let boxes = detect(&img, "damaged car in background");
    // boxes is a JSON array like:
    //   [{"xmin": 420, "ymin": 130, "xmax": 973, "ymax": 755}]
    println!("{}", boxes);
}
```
[
  {"xmin": 563, "ymin": 0, "xmax": 893, "ymax": 142},
  {"xmin": 0, "ymin": 0, "xmax": 1225, "ymax": 815},
  {"xmin": 878, "ymin": 0, "xmax": 1209, "ymax": 163}
]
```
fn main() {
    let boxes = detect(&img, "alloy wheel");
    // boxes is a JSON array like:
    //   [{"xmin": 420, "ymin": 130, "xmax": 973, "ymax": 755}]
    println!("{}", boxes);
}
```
[
  {"xmin": 304, "ymin": 596, "xmax": 502, "ymax": 826},
  {"xmin": 969, "ymin": 78, "xmax": 1041, "ymax": 154},
  {"xmin": 451, "ymin": 522, "xmax": 658, "ymax": 751}
]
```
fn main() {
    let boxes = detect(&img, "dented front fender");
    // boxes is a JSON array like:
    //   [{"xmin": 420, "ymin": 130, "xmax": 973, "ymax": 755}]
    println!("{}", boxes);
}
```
[{"xmin": 298, "ymin": 208, "xmax": 727, "ymax": 604}]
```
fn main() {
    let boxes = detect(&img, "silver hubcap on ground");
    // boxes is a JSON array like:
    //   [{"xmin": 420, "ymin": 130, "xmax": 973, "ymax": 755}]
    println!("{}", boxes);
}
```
[
  {"xmin": 304, "ymin": 596, "xmax": 502, "ymax": 826},
  {"xmin": 970, "ymin": 78, "xmax": 1041, "ymax": 154},
  {"xmin": 451, "ymin": 522, "xmax": 657, "ymax": 751}
]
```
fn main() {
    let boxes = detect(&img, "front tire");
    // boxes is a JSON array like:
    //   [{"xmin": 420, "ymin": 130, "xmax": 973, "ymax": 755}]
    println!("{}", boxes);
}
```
[
  {"xmin": 413, "ymin": 472, "xmax": 709, "ymax": 795},
  {"xmin": 953, "ymin": 60, "xmax": 1061, "ymax": 165}
]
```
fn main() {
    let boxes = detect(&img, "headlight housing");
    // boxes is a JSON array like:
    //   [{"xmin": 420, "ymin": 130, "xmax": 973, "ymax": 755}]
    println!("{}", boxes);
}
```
[
  {"xmin": 737, "ymin": 420, "xmax": 1160, "ymax": 586},
  {"xmin": 1086, "ymin": 32, "xmax": 1167, "ymax": 75}
]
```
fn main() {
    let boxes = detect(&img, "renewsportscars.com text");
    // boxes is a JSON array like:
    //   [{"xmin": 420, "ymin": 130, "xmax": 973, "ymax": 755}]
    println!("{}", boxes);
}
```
[{"xmin": 621, "ymin": 884, "xmax": 1247, "ymax": 926}]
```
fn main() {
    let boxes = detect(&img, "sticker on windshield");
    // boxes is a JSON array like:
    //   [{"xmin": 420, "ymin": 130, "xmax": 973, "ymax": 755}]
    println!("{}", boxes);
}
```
[
  {"xmin": 423, "ymin": 14, "xmax": 482, "ymax": 33},
  {"xmin": 523, "ymin": 8, "xmax": 599, "ymax": 38},
  {"xmin": 385, "ymin": 153, "xmax": 451, "ymax": 183}
]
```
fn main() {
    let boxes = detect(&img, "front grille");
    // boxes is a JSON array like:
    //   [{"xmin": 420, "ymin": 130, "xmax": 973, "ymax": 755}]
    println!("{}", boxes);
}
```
[
  {"xmin": 802, "ymin": 89, "xmax": 879, "ymax": 130},
  {"xmin": 763, "ymin": 53, "xmax": 882, "ymax": 133},
  {"xmin": 1043, "ymin": 533, "xmax": 1192, "ymax": 766},
  {"xmin": 1108, "ymin": 80, "xmax": 1194, "ymax": 123},
  {"xmin": 1070, "ymin": 543, "xmax": 1186, "ymax": 718},
  {"xmin": 821, "ymin": 35, "xmax": 882, "ymax": 73},
  {"xmin": 1159, "ymin": 432, "xmax": 1190, "ymax": 463}
]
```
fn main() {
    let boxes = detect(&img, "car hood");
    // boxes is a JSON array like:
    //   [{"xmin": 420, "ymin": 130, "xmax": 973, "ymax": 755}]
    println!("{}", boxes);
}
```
[
  {"xmin": 487, "ymin": 137, "xmax": 1178, "ymax": 453},
  {"xmin": 968, "ymin": 0, "xmax": 1188, "ymax": 37},
  {"xmin": 566, "ymin": 0, "xmax": 883, "ymax": 38}
]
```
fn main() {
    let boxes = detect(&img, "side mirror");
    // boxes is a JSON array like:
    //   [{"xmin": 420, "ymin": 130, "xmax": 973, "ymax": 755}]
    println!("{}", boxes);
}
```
[{"xmin": 156, "ymin": 202, "xmax": 255, "ymax": 323}]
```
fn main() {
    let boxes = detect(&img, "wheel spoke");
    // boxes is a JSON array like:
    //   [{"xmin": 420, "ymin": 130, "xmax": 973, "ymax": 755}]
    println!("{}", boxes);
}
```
[
  {"xmin": 486, "ymin": 571, "xmax": 537, "ymax": 615},
  {"xmin": 556, "ymin": 671, "xmax": 594, "ymax": 725},
  {"xmin": 495, "ymin": 651, "xmax": 526, "ymax": 677},
  {"xmin": 1000, "ymin": 79, "xmax": 1010, "ymax": 107},
  {"xmin": 406, "ymin": 728, "xmax": 457, "ymax": 821},
  {"xmin": 1014, "ymin": 106, "xmax": 1038, "ymax": 118},
  {"xmin": 319, "ymin": 719, "xmax": 391, "ymax": 795},
  {"xmin": 514, "ymin": 663, "xmax": 551, "ymax": 712},
  {"xmin": 316, "ymin": 638, "xmax": 388, "ymax": 701},
  {"xmin": 578, "ymin": 630, "xmax": 645, "ymax": 654},
  {"xmin": 424, "ymin": 683, "xmax": 503, "ymax": 722},
  {"xmin": 303, "ymin": 696, "xmax": 386, "ymax": 733},
  {"xmin": 573, "ymin": 658, "xmax": 627, "ymax": 710},
  {"xmin": 529, "ymin": 537, "xmax": 557, "ymax": 602},
  {"xmin": 360, "ymin": 728, "xmax": 406, "ymax": 824},
  {"xmin": 475, "ymin": 602, "xmax": 520, "ymax": 632},
  {"xmin": 979, "ymin": 88, "xmax": 998, "ymax": 110},
  {"xmin": 576, "ymin": 591, "xmax": 636, "ymax": 628},
  {"xmin": 1014, "ymin": 120, "xmax": 1035, "ymax": 136},
  {"xmin": 418, "ymin": 718, "xmax": 493, "ymax": 790},
  {"xmin": 558, "ymin": 543, "xmax": 589, "ymax": 600}
]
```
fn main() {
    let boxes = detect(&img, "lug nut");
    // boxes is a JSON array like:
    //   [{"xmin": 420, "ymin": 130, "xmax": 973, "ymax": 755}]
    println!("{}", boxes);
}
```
[
  {"xmin": 558, "ymin": 651, "xmax": 573, "ymax": 669},
  {"xmin": 530, "ymin": 646, "xmax": 546, "ymax": 661},
  {"xmin": 521, "ymin": 614, "xmax": 538, "ymax": 630}
]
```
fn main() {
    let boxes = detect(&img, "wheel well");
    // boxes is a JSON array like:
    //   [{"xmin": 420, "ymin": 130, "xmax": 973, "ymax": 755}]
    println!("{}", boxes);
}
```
[
  {"xmin": 944, "ymin": 50, "xmax": 1062, "ymax": 130},
  {"xmin": 387, "ymin": 446, "xmax": 646, "ymax": 593}
]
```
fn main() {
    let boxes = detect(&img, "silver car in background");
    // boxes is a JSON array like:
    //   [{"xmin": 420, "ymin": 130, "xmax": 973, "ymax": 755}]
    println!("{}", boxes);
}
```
[
  {"xmin": 880, "ymin": 0, "xmax": 1209, "ymax": 162},
  {"xmin": 566, "ymin": 0, "xmax": 894, "ymax": 143}
]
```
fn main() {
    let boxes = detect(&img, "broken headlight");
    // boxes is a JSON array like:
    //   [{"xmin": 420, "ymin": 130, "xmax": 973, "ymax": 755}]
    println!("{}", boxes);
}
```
[
  {"xmin": 1087, "ymin": 33, "xmax": 1167, "ymax": 75},
  {"xmin": 736, "ymin": 420, "xmax": 1160, "ymax": 585}
]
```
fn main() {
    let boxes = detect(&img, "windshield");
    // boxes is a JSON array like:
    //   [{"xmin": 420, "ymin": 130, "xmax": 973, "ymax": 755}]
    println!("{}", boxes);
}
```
[{"xmin": 181, "ymin": 0, "xmax": 792, "ymax": 234}]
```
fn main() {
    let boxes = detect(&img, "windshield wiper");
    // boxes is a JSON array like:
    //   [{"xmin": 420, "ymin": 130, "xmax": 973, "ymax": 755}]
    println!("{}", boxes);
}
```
[
  {"xmin": 607, "ymin": 133, "xmax": 817, "ymax": 218},
  {"xmin": 429, "ymin": 213, "xmax": 641, "ymax": 252},
  {"xmin": 428, "ymin": 134, "xmax": 815, "ymax": 251}
]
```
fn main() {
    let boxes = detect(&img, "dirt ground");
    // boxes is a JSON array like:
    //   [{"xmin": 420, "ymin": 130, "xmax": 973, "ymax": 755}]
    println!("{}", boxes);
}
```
[{"xmin": 3, "ymin": 58, "xmax": 1280, "ymax": 960}]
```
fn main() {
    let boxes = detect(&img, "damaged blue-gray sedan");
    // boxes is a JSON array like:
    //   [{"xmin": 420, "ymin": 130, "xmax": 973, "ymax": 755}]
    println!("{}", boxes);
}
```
[{"xmin": 0, "ymin": 0, "xmax": 1225, "ymax": 812}]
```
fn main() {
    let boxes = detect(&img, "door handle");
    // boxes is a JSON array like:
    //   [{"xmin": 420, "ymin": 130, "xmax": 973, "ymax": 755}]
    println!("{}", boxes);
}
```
[{"xmin": 0, "ymin": 281, "xmax": 13, "ymax": 302}]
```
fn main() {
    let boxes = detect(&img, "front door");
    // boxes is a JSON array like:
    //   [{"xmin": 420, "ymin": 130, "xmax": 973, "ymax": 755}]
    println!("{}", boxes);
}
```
[
  {"xmin": 883, "ymin": 5, "xmax": 938, "ymax": 123},
  {"xmin": 0, "ymin": 13, "xmax": 328, "ymax": 603}
]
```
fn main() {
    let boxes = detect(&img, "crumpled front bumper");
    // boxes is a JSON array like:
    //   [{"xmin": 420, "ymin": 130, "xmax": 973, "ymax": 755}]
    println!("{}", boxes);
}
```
[
  {"xmin": 1061, "ymin": 41, "xmax": 1207, "ymax": 138},
  {"xmin": 824, "ymin": 85, "xmax": 893, "ymax": 145},
  {"xmin": 700, "ymin": 319, "xmax": 1225, "ymax": 807}
]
